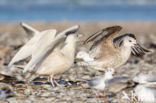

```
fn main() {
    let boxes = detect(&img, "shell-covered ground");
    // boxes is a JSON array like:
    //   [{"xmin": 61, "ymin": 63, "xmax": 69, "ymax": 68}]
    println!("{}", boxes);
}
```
[{"xmin": 0, "ymin": 21, "xmax": 155, "ymax": 103}]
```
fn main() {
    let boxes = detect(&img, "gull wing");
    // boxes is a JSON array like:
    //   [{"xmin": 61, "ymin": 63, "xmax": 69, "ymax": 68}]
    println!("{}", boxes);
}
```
[
  {"xmin": 84, "ymin": 26, "xmax": 122, "ymax": 50},
  {"xmin": 88, "ymin": 77, "xmax": 103, "ymax": 87},
  {"xmin": 131, "ymin": 40, "xmax": 150, "ymax": 56},
  {"xmin": 20, "ymin": 22, "xmax": 39, "ymax": 35},
  {"xmin": 23, "ymin": 25, "xmax": 80, "ymax": 73},
  {"xmin": 23, "ymin": 29, "xmax": 57, "ymax": 73},
  {"xmin": 105, "ymin": 76, "xmax": 135, "ymax": 93},
  {"xmin": 8, "ymin": 23, "xmax": 40, "ymax": 67}
]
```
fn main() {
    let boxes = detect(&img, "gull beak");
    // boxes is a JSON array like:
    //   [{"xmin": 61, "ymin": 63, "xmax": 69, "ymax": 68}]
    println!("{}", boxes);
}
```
[{"xmin": 113, "ymin": 71, "xmax": 117, "ymax": 76}]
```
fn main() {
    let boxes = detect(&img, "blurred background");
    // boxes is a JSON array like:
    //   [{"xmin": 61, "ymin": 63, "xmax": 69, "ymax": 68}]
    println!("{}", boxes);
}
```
[
  {"xmin": 0, "ymin": 1, "xmax": 156, "ymax": 103},
  {"xmin": 0, "ymin": 0, "xmax": 156, "ymax": 21}
]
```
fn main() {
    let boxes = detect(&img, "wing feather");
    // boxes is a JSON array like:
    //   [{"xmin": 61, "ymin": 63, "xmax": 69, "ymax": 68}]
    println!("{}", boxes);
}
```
[
  {"xmin": 84, "ymin": 26, "xmax": 122, "ymax": 50},
  {"xmin": 20, "ymin": 22, "xmax": 39, "ymax": 35},
  {"xmin": 23, "ymin": 25, "xmax": 79, "ymax": 73},
  {"xmin": 8, "ymin": 23, "xmax": 41, "ymax": 67}
]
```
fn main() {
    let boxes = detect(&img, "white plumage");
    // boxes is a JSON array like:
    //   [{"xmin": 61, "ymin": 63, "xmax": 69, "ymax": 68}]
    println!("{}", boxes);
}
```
[
  {"xmin": 88, "ymin": 68, "xmax": 115, "ymax": 91},
  {"xmin": 133, "ymin": 85, "xmax": 156, "ymax": 102},
  {"xmin": 76, "ymin": 51, "xmax": 94, "ymax": 62},
  {"xmin": 8, "ymin": 22, "xmax": 44, "ymax": 67}
]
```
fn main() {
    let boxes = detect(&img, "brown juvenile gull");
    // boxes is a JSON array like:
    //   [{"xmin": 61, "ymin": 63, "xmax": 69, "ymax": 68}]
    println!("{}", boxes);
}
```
[{"xmin": 76, "ymin": 26, "xmax": 150, "ymax": 70}]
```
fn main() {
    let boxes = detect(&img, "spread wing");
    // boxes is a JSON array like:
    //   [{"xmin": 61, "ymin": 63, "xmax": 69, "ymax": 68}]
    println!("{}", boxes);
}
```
[
  {"xmin": 20, "ymin": 22, "xmax": 39, "ymax": 35},
  {"xmin": 23, "ymin": 29, "xmax": 57, "ymax": 73},
  {"xmin": 84, "ymin": 26, "xmax": 122, "ymax": 50},
  {"xmin": 88, "ymin": 77, "xmax": 103, "ymax": 87},
  {"xmin": 23, "ymin": 25, "xmax": 79, "ymax": 73},
  {"xmin": 131, "ymin": 41, "xmax": 150, "ymax": 56},
  {"xmin": 8, "ymin": 23, "xmax": 40, "ymax": 67}
]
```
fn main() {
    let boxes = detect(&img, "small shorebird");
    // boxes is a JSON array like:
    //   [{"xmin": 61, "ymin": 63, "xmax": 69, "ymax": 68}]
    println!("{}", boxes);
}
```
[
  {"xmin": 88, "ymin": 74, "xmax": 135, "ymax": 95},
  {"xmin": 88, "ymin": 71, "xmax": 138, "ymax": 101},
  {"xmin": 8, "ymin": 22, "xmax": 79, "ymax": 69},
  {"xmin": 87, "ymin": 68, "xmax": 116, "ymax": 99},
  {"xmin": 88, "ymin": 68, "xmax": 116, "ymax": 91},
  {"xmin": 76, "ymin": 26, "xmax": 150, "ymax": 70}
]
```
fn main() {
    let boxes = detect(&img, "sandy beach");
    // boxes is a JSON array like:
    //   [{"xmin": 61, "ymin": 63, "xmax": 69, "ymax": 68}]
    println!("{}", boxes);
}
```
[{"xmin": 0, "ymin": 21, "xmax": 155, "ymax": 103}]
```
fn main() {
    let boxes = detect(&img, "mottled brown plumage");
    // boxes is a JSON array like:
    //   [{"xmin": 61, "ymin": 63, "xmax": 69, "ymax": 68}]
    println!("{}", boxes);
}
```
[{"xmin": 77, "ymin": 26, "xmax": 150, "ymax": 70}]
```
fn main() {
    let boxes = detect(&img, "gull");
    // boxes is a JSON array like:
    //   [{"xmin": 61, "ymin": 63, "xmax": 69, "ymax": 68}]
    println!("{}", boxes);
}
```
[
  {"xmin": 76, "ymin": 26, "xmax": 150, "ymax": 70},
  {"xmin": 87, "ymin": 68, "xmax": 116, "ymax": 99},
  {"xmin": 20, "ymin": 24, "xmax": 80, "ymax": 86},
  {"xmin": 8, "ymin": 22, "xmax": 79, "ymax": 70},
  {"xmin": 8, "ymin": 22, "xmax": 80, "ymax": 86},
  {"xmin": 31, "ymin": 33, "xmax": 79, "ymax": 87},
  {"xmin": 88, "ymin": 72, "xmax": 136, "ymax": 99},
  {"xmin": 88, "ymin": 68, "xmax": 116, "ymax": 90},
  {"xmin": 132, "ymin": 85, "xmax": 156, "ymax": 102},
  {"xmin": 23, "ymin": 25, "xmax": 80, "ymax": 73}
]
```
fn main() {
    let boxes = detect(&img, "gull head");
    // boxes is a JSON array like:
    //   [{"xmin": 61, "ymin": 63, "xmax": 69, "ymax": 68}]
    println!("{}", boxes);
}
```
[
  {"xmin": 104, "ymin": 68, "xmax": 116, "ymax": 79},
  {"xmin": 118, "ymin": 33, "xmax": 150, "ymax": 56},
  {"xmin": 119, "ymin": 34, "xmax": 137, "ymax": 47}
]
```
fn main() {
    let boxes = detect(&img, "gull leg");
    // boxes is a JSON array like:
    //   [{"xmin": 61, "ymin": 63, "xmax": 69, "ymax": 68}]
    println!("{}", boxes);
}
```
[
  {"xmin": 93, "ymin": 90, "xmax": 100, "ymax": 98},
  {"xmin": 153, "ymin": 86, "xmax": 156, "ymax": 89},
  {"xmin": 53, "ymin": 79, "xmax": 62, "ymax": 86},
  {"xmin": 48, "ymin": 76, "xmax": 55, "ymax": 87},
  {"xmin": 96, "ymin": 91, "xmax": 100, "ymax": 98},
  {"xmin": 102, "ymin": 91, "xmax": 105, "ymax": 100}
]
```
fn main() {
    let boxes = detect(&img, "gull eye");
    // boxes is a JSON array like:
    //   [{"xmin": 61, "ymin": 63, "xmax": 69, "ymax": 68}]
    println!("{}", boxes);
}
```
[{"xmin": 129, "ymin": 40, "xmax": 132, "ymax": 42}]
